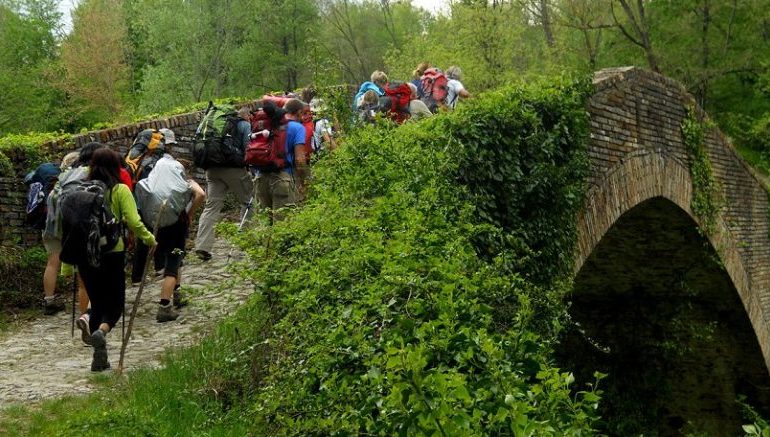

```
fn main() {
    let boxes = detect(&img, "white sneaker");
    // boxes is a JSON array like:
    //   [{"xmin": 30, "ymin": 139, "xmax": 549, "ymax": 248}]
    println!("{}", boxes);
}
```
[{"xmin": 76, "ymin": 313, "xmax": 91, "ymax": 346}]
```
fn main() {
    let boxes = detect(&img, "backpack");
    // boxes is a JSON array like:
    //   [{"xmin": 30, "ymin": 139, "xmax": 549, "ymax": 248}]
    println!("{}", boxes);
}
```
[
  {"xmin": 125, "ymin": 129, "xmax": 165, "ymax": 183},
  {"xmin": 43, "ymin": 166, "xmax": 89, "ymax": 240},
  {"xmin": 134, "ymin": 155, "xmax": 193, "ymax": 229},
  {"xmin": 59, "ymin": 180, "xmax": 122, "ymax": 268},
  {"xmin": 24, "ymin": 162, "xmax": 60, "ymax": 230},
  {"xmin": 420, "ymin": 68, "xmax": 448, "ymax": 113},
  {"xmin": 245, "ymin": 101, "xmax": 289, "ymax": 171},
  {"xmin": 193, "ymin": 102, "xmax": 243, "ymax": 169},
  {"xmin": 380, "ymin": 82, "xmax": 411, "ymax": 124}
]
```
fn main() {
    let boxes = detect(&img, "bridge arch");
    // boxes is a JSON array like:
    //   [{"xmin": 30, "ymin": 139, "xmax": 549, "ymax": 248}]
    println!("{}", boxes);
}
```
[{"xmin": 575, "ymin": 67, "xmax": 770, "ymax": 371}]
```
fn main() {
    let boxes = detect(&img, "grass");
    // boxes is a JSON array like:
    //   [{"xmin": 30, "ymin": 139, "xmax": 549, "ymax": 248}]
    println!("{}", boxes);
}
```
[{"xmin": 0, "ymin": 290, "xmax": 270, "ymax": 436}]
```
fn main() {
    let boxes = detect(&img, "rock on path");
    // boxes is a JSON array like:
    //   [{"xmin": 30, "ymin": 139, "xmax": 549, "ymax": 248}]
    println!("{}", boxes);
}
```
[{"xmin": 0, "ymin": 238, "xmax": 253, "ymax": 410}]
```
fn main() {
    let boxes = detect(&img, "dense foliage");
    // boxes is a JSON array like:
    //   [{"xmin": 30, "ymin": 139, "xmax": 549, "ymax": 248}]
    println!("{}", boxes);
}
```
[
  {"xmin": 232, "ymin": 77, "xmax": 595, "ymax": 434},
  {"xmin": 0, "ymin": 78, "xmax": 598, "ymax": 435},
  {"xmin": 4, "ymin": 0, "xmax": 770, "ymax": 153}
]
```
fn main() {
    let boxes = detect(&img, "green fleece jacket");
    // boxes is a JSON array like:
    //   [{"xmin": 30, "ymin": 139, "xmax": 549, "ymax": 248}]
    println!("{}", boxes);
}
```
[{"xmin": 108, "ymin": 183, "xmax": 155, "ymax": 252}]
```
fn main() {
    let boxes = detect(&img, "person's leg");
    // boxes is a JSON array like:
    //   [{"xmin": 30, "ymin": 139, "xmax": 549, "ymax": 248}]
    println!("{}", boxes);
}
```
[
  {"xmin": 131, "ymin": 237, "xmax": 149, "ymax": 284},
  {"xmin": 75, "ymin": 272, "xmax": 91, "ymax": 345},
  {"xmin": 195, "ymin": 169, "xmax": 227, "ymax": 257},
  {"xmin": 256, "ymin": 173, "xmax": 273, "ymax": 212},
  {"xmin": 100, "ymin": 252, "xmax": 126, "ymax": 331},
  {"xmin": 77, "ymin": 274, "xmax": 88, "ymax": 314},
  {"xmin": 157, "ymin": 220, "xmax": 186, "ymax": 322},
  {"xmin": 42, "ymin": 238, "xmax": 64, "ymax": 314},
  {"xmin": 42, "ymin": 250, "xmax": 60, "ymax": 298},
  {"xmin": 220, "ymin": 167, "xmax": 255, "ymax": 223},
  {"xmin": 78, "ymin": 263, "xmax": 103, "ymax": 340},
  {"xmin": 87, "ymin": 252, "xmax": 126, "ymax": 371},
  {"xmin": 271, "ymin": 171, "xmax": 297, "ymax": 222}
]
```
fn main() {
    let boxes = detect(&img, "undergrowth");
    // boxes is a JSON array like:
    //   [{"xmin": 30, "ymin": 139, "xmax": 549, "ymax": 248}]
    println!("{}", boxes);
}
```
[{"xmin": 0, "ymin": 76, "xmax": 599, "ymax": 435}]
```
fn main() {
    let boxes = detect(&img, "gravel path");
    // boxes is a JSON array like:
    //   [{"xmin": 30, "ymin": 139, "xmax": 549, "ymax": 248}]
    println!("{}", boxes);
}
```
[{"xmin": 0, "ymin": 238, "xmax": 253, "ymax": 410}]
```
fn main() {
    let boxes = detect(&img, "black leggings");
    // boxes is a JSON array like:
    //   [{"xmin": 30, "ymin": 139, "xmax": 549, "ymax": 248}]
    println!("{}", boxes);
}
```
[{"xmin": 79, "ymin": 251, "xmax": 126, "ymax": 334}]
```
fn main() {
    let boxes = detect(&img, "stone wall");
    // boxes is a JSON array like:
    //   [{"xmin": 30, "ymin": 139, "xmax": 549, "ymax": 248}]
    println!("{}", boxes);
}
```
[{"xmin": 0, "ymin": 101, "xmax": 260, "ymax": 247}]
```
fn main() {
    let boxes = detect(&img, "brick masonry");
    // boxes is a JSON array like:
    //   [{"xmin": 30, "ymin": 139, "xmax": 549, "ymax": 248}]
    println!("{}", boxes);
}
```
[{"xmin": 578, "ymin": 66, "xmax": 770, "ymax": 372}]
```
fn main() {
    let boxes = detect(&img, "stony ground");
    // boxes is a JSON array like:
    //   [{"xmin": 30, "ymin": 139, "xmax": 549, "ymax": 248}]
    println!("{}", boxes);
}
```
[{"xmin": 0, "ymin": 237, "xmax": 253, "ymax": 410}]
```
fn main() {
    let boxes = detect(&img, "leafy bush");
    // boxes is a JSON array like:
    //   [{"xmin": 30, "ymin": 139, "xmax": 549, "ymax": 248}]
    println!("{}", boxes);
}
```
[
  {"xmin": 0, "ymin": 76, "xmax": 599, "ymax": 435},
  {"xmin": 231, "ymin": 76, "xmax": 597, "ymax": 434},
  {"xmin": 0, "ymin": 132, "xmax": 71, "ymax": 176},
  {"xmin": 0, "ymin": 246, "xmax": 47, "ymax": 309}
]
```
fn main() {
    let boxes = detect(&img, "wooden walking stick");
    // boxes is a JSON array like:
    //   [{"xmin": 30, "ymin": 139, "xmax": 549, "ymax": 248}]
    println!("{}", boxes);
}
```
[{"xmin": 117, "ymin": 199, "xmax": 167, "ymax": 374}]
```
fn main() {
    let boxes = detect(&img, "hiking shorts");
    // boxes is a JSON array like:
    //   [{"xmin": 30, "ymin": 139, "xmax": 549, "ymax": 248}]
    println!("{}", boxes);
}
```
[{"xmin": 42, "ymin": 236, "xmax": 61, "ymax": 254}]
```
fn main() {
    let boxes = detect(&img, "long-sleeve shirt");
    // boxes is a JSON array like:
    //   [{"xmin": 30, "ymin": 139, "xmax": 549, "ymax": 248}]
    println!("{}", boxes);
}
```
[
  {"xmin": 236, "ymin": 119, "xmax": 252, "ymax": 154},
  {"xmin": 107, "ymin": 183, "xmax": 155, "ymax": 252}
]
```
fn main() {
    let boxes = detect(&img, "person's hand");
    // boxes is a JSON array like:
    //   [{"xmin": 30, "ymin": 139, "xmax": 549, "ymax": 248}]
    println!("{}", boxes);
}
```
[{"xmin": 250, "ymin": 130, "xmax": 269, "ymax": 140}]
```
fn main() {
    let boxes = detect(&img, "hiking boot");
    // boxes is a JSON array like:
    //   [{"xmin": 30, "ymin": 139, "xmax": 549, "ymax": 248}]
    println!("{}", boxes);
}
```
[
  {"xmin": 156, "ymin": 303, "xmax": 179, "ymax": 323},
  {"xmin": 90, "ymin": 330, "xmax": 110, "ymax": 372},
  {"xmin": 43, "ymin": 294, "xmax": 66, "ymax": 315},
  {"xmin": 173, "ymin": 289, "xmax": 189, "ymax": 309},
  {"xmin": 76, "ymin": 313, "xmax": 92, "ymax": 346},
  {"xmin": 195, "ymin": 250, "xmax": 212, "ymax": 261}
]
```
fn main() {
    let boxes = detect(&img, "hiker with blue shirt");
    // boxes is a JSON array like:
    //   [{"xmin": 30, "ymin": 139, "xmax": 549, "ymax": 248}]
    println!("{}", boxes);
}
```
[
  {"xmin": 255, "ymin": 98, "xmax": 307, "ymax": 223},
  {"xmin": 353, "ymin": 70, "xmax": 388, "ymax": 109}
]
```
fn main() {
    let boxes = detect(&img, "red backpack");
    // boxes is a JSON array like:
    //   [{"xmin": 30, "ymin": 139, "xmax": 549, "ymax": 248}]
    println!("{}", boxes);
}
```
[
  {"xmin": 245, "ymin": 102, "xmax": 289, "ymax": 171},
  {"xmin": 420, "ymin": 68, "xmax": 448, "ymax": 113},
  {"xmin": 381, "ymin": 82, "xmax": 411, "ymax": 124}
]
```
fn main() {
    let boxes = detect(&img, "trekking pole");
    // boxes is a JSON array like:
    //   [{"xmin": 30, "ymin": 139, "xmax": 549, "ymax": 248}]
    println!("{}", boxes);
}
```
[
  {"xmin": 71, "ymin": 270, "xmax": 77, "ymax": 338},
  {"xmin": 226, "ymin": 195, "xmax": 254, "ymax": 263},
  {"xmin": 117, "ymin": 200, "xmax": 167, "ymax": 375}
]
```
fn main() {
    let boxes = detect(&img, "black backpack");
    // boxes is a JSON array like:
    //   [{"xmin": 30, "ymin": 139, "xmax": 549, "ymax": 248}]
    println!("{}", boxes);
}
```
[
  {"xmin": 24, "ymin": 162, "xmax": 60, "ymax": 230},
  {"xmin": 59, "ymin": 180, "xmax": 122, "ymax": 268},
  {"xmin": 193, "ymin": 102, "xmax": 244, "ymax": 169}
]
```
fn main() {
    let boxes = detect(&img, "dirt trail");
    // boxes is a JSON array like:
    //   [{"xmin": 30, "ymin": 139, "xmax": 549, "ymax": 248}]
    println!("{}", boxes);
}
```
[{"xmin": 0, "ymin": 238, "xmax": 252, "ymax": 409}]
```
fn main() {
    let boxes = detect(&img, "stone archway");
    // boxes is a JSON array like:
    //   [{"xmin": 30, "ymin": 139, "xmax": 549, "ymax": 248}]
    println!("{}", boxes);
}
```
[{"xmin": 564, "ymin": 68, "xmax": 770, "ymax": 434}]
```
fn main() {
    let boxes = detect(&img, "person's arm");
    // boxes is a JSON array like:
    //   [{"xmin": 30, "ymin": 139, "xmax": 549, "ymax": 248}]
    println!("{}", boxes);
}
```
[
  {"xmin": 187, "ymin": 179, "xmax": 206, "ymax": 222},
  {"xmin": 115, "ymin": 184, "xmax": 155, "ymax": 247},
  {"xmin": 238, "ymin": 120, "xmax": 252, "ymax": 152},
  {"xmin": 459, "ymin": 88, "xmax": 471, "ymax": 99}
]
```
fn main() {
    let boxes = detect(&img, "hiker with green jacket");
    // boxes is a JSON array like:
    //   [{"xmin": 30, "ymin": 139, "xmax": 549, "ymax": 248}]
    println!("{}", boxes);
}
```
[{"xmin": 74, "ymin": 147, "xmax": 156, "ymax": 372}]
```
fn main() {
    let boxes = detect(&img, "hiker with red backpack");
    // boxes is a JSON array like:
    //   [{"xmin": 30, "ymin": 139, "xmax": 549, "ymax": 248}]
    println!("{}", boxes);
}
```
[
  {"xmin": 419, "ymin": 67, "xmax": 449, "ymax": 113},
  {"xmin": 253, "ymin": 98, "xmax": 308, "ymax": 223},
  {"xmin": 445, "ymin": 66, "xmax": 471, "ymax": 109},
  {"xmin": 59, "ymin": 147, "xmax": 156, "ymax": 371},
  {"xmin": 193, "ymin": 106, "xmax": 254, "ymax": 261}
]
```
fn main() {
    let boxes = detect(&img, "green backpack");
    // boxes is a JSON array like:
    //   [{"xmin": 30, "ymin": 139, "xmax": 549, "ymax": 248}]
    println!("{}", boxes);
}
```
[{"xmin": 193, "ymin": 102, "xmax": 243, "ymax": 169}]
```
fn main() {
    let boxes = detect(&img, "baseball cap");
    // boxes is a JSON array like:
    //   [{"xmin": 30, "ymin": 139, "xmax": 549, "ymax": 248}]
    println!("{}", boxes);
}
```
[{"xmin": 160, "ymin": 128, "xmax": 177, "ymax": 145}]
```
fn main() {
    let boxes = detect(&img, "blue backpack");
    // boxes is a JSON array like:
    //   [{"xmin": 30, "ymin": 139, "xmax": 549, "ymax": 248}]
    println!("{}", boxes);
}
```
[{"xmin": 24, "ymin": 163, "xmax": 60, "ymax": 230}]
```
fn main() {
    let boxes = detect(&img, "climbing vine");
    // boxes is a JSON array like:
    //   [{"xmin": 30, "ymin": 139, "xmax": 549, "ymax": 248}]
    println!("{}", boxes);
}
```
[{"xmin": 682, "ymin": 106, "xmax": 722, "ymax": 234}]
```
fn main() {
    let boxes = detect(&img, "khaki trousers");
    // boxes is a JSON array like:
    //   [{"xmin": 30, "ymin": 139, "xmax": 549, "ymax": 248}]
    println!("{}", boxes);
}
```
[
  {"xmin": 256, "ymin": 170, "xmax": 296, "ymax": 222},
  {"xmin": 194, "ymin": 167, "xmax": 253, "ymax": 253}
]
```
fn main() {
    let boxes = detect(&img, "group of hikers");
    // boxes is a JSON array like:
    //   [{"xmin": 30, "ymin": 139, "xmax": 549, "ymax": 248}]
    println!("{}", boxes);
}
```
[{"xmin": 22, "ymin": 62, "xmax": 469, "ymax": 372}]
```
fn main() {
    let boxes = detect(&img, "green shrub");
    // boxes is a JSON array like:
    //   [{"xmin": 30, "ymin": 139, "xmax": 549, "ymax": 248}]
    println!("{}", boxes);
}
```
[
  {"xmin": 0, "ymin": 76, "xmax": 599, "ymax": 435},
  {"xmin": 0, "ymin": 246, "xmax": 47, "ymax": 309},
  {"xmin": 231, "ymin": 75, "xmax": 597, "ymax": 434}
]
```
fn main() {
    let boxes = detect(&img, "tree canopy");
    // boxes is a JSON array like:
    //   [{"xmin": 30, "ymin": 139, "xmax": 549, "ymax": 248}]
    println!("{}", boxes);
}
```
[{"xmin": 1, "ymin": 0, "xmax": 770, "ymax": 152}]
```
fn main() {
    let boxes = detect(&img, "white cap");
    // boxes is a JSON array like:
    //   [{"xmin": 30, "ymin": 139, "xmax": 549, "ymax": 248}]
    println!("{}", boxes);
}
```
[{"xmin": 160, "ymin": 128, "xmax": 177, "ymax": 144}]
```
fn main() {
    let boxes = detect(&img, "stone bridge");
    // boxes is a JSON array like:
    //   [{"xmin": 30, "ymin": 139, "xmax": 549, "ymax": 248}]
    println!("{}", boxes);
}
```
[{"xmin": 567, "ymin": 67, "xmax": 770, "ymax": 432}]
